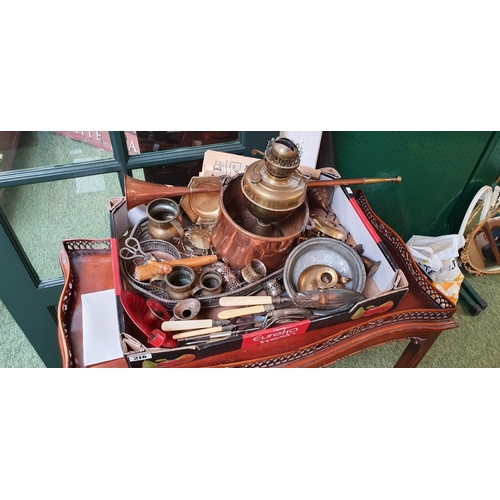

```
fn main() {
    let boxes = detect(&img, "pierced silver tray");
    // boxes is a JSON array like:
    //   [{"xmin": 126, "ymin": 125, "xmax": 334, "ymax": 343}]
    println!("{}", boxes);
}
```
[{"xmin": 120, "ymin": 217, "xmax": 284, "ymax": 309}]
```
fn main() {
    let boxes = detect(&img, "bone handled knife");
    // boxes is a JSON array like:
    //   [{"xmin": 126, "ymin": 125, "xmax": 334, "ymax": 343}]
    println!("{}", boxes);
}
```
[
  {"xmin": 217, "ymin": 304, "xmax": 275, "ymax": 320},
  {"xmin": 219, "ymin": 296, "xmax": 278, "ymax": 307},
  {"xmin": 172, "ymin": 326, "xmax": 225, "ymax": 340},
  {"xmin": 161, "ymin": 319, "xmax": 225, "ymax": 332}
]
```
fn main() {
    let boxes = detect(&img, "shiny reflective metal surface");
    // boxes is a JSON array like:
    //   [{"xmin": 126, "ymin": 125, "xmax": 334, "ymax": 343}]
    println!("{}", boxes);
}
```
[
  {"xmin": 240, "ymin": 259, "xmax": 267, "ymax": 283},
  {"xmin": 211, "ymin": 175, "xmax": 309, "ymax": 271},
  {"xmin": 307, "ymin": 185, "xmax": 335, "ymax": 214},
  {"xmin": 173, "ymin": 298, "xmax": 201, "ymax": 320},
  {"xmin": 283, "ymin": 237, "xmax": 366, "ymax": 312},
  {"xmin": 180, "ymin": 176, "xmax": 221, "ymax": 225},
  {"xmin": 241, "ymin": 137, "xmax": 308, "ymax": 225},
  {"xmin": 146, "ymin": 198, "xmax": 183, "ymax": 242},
  {"xmin": 310, "ymin": 215, "xmax": 348, "ymax": 242},
  {"xmin": 297, "ymin": 264, "xmax": 350, "ymax": 292}
]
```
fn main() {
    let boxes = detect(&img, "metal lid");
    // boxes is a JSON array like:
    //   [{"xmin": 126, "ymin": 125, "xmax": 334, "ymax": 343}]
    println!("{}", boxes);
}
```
[{"xmin": 264, "ymin": 137, "xmax": 302, "ymax": 178}]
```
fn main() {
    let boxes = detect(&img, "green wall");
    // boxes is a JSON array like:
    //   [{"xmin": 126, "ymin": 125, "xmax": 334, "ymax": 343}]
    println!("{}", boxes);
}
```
[{"xmin": 331, "ymin": 132, "xmax": 497, "ymax": 242}]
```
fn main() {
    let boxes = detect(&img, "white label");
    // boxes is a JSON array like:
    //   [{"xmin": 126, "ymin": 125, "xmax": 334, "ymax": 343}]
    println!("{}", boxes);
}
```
[{"xmin": 129, "ymin": 353, "xmax": 152, "ymax": 362}]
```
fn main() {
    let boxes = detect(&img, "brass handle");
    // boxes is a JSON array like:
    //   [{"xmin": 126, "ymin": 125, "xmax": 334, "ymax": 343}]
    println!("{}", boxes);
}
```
[
  {"xmin": 307, "ymin": 176, "xmax": 402, "ymax": 188},
  {"xmin": 251, "ymin": 149, "xmax": 265, "ymax": 157}
]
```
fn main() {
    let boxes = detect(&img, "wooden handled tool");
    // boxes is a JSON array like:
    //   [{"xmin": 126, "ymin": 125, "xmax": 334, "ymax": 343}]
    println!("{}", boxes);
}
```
[{"xmin": 135, "ymin": 254, "xmax": 218, "ymax": 281}]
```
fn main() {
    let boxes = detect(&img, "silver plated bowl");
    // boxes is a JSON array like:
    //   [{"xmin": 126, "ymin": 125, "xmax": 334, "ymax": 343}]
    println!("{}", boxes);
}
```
[{"xmin": 283, "ymin": 237, "xmax": 366, "ymax": 312}]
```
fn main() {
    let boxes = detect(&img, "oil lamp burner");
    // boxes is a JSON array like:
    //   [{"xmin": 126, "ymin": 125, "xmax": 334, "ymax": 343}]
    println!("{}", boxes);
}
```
[{"xmin": 241, "ymin": 137, "xmax": 308, "ymax": 226}]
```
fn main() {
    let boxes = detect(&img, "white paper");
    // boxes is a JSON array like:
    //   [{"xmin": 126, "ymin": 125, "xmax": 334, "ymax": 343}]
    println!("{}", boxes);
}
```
[
  {"xmin": 280, "ymin": 131, "xmax": 322, "ymax": 169},
  {"xmin": 81, "ymin": 289, "xmax": 123, "ymax": 366},
  {"xmin": 330, "ymin": 185, "xmax": 397, "ymax": 293},
  {"xmin": 200, "ymin": 148, "xmax": 322, "ymax": 179},
  {"xmin": 200, "ymin": 149, "xmax": 257, "ymax": 178}
]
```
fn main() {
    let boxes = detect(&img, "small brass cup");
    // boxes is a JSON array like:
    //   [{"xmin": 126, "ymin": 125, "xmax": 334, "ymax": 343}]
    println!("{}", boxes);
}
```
[
  {"xmin": 192, "ymin": 271, "xmax": 224, "ymax": 297},
  {"xmin": 164, "ymin": 265, "xmax": 196, "ymax": 300}
]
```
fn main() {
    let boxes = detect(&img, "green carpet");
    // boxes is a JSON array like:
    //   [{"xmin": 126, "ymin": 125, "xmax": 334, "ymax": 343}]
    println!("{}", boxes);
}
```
[
  {"xmin": 0, "ymin": 299, "xmax": 45, "ymax": 368},
  {"xmin": 331, "ymin": 271, "xmax": 500, "ymax": 368}
]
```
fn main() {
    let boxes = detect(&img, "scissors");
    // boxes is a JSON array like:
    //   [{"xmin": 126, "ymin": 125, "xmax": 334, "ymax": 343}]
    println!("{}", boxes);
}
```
[{"xmin": 119, "ymin": 237, "xmax": 159, "ymax": 262}]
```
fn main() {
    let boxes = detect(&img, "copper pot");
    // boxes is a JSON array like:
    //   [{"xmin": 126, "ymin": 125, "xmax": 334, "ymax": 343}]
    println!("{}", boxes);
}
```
[{"xmin": 211, "ymin": 175, "xmax": 309, "ymax": 271}]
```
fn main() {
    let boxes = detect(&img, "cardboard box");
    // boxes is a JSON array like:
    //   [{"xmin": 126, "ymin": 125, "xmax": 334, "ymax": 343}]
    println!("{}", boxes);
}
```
[{"xmin": 108, "ymin": 180, "xmax": 409, "ymax": 368}]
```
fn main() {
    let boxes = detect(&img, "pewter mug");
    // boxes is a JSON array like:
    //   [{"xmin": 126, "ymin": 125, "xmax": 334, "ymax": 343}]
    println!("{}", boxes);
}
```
[
  {"xmin": 164, "ymin": 265, "xmax": 196, "ymax": 300},
  {"xmin": 192, "ymin": 271, "xmax": 224, "ymax": 296}
]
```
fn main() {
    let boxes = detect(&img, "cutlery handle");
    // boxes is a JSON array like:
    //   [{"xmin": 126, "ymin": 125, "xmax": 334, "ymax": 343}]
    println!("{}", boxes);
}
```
[
  {"xmin": 173, "ymin": 326, "xmax": 223, "ymax": 340},
  {"xmin": 217, "ymin": 305, "xmax": 267, "ymax": 320},
  {"xmin": 219, "ymin": 296, "xmax": 273, "ymax": 307},
  {"xmin": 161, "ymin": 319, "xmax": 215, "ymax": 332}
]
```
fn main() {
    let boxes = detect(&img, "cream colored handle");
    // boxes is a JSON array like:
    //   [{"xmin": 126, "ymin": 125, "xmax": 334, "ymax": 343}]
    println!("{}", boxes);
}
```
[
  {"xmin": 219, "ymin": 296, "xmax": 273, "ymax": 307},
  {"xmin": 161, "ymin": 319, "xmax": 214, "ymax": 332},
  {"xmin": 172, "ymin": 326, "xmax": 223, "ymax": 340},
  {"xmin": 217, "ymin": 305, "xmax": 266, "ymax": 320}
]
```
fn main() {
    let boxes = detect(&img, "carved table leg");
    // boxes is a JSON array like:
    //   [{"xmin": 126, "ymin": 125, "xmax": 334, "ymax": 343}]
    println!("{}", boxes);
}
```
[{"xmin": 394, "ymin": 331, "xmax": 441, "ymax": 368}]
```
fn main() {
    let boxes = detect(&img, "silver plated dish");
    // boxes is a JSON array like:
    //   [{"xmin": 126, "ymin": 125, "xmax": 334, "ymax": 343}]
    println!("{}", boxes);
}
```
[
  {"xmin": 121, "ymin": 216, "xmax": 285, "ymax": 309},
  {"xmin": 283, "ymin": 237, "xmax": 366, "ymax": 312}
]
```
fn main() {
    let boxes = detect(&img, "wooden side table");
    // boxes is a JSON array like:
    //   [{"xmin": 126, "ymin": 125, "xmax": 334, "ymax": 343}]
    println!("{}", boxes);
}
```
[{"xmin": 57, "ymin": 191, "xmax": 458, "ymax": 368}]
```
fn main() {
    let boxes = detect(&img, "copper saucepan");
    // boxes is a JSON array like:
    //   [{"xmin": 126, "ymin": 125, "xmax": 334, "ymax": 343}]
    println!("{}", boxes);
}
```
[{"xmin": 210, "ymin": 175, "xmax": 309, "ymax": 272}]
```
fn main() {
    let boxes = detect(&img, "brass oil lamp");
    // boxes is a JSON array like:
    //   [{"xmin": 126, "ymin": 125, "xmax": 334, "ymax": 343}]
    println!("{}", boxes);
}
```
[{"xmin": 241, "ymin": 137, "xmax": 308, "ymax": 227}]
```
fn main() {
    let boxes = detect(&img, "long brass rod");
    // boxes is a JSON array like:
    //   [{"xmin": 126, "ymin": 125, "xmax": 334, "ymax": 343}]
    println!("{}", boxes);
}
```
[
  {"xmin": 307, "ymin": 176, "xmax": 402, "ymax": 188},
  {"xmin": 124, "ymin": 175, "xmax": 402, "ymax": 209}
]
